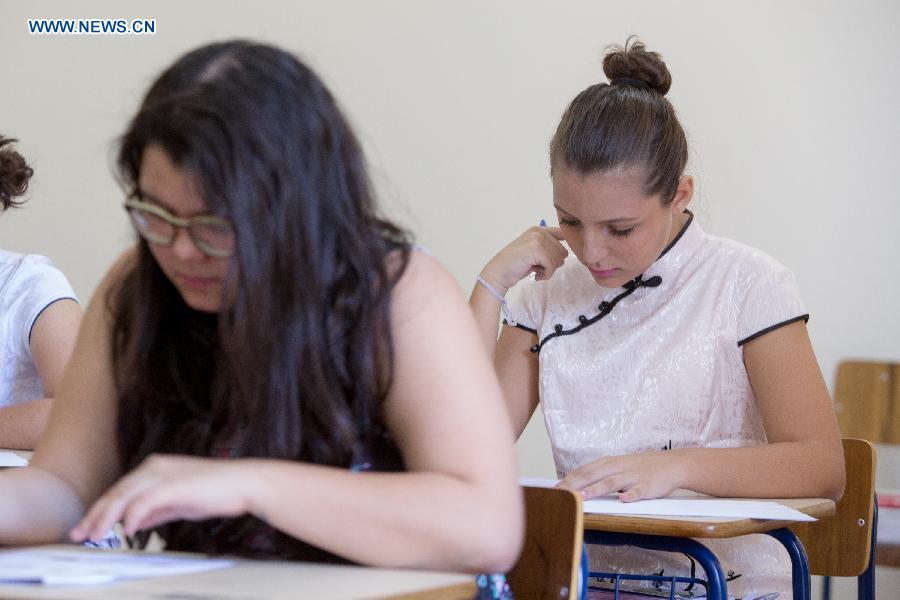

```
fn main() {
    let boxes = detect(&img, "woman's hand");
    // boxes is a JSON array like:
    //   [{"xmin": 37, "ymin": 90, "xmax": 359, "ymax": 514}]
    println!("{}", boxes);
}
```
[
  {"xmin": 556, "ymin": 450, "xmax": 688, "ymax": 502},
  {"xmin": 69, "ymin": 454, "xmax": 252, "ymax": 542},
  {"xmin": 480, "ymin": 226, "xmax": 569, "ymax": 294}
]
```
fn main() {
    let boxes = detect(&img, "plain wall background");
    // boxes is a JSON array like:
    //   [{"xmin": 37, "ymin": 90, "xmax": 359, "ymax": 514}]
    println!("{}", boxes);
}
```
[{"xmin": 2, "ymin": 1, "xmax": 898, "ymax": 595}]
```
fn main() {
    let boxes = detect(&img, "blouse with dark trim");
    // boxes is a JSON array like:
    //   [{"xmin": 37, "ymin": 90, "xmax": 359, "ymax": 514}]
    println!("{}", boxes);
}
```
[
  {"xmin": 503, "ymin": 210, "xmax": 809, "ymax": 351},
  {"xmin": 500, "ymin": 212, "xmax": 811, "ymax": 597}
]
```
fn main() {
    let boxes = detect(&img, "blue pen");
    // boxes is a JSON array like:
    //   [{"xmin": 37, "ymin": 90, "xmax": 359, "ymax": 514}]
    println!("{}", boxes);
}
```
[{"xmin": 533, "ymin": 219, "xmax": 549, "ymax": 281}]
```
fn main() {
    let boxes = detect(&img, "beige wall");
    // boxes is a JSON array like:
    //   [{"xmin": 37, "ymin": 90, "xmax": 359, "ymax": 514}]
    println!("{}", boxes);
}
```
[{"xmin": 2, "ymin": 1, "xmax": 898, "ymax": 595}]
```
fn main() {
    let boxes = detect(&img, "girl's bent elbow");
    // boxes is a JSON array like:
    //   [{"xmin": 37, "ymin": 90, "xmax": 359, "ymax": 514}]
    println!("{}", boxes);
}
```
[
  {"xmin": 830, "ymin": 444, "xmax": 847, "ymax": 502},
  {"xmin": 826, "ymin": 464, "xmax": 847, "ymax": 503},
  {"xmin": 476, "ymin": 530, "xmax": 523, "ymax": 574},
  {"xmin": 466, "ymin": 503, "xmax": 524, "ymax": 574}
]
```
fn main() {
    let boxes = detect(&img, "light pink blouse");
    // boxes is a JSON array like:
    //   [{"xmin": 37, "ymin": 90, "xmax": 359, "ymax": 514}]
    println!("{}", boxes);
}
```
[{"xmin": 507, "ymin": 214, "xmax": 809, "ymax": 599}]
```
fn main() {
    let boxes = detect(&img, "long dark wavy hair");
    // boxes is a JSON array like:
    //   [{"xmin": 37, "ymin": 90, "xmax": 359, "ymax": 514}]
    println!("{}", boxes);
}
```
[{"xmin": 109, "ymin": 41, "xmax": 411, "ymax": 559}]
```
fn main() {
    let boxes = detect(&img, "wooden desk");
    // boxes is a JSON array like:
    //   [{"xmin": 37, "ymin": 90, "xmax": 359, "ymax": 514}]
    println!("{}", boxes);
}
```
[
  {"xmin": 582, "ymin": 497, "xmax": 835, "ymax": 537},
  {"xmin": 0, "ymin": 546, "xmax": 477, "ymax": 599},
  {"xmin": 581, "ymin": 497, "xmax": 835, "ymax": 600}
]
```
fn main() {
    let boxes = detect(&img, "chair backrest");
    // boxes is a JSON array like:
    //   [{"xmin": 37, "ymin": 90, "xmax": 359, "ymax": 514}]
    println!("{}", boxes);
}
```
[
  {"xmin": 508, "ymin": 486, "xmax": 583, "ymax": 600},
  {"xmin": 833, "ymin": 361, "xmax": 900, "ymax": 443},
  {"xmin": 790, "ymin": 438, "xmax": 877, "ymax": 577}
]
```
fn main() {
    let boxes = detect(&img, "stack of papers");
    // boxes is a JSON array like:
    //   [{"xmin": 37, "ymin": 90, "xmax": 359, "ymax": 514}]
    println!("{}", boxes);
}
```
[{"xmin": 0, "ymin": 547, "xmax": 233, "ymax": 586}]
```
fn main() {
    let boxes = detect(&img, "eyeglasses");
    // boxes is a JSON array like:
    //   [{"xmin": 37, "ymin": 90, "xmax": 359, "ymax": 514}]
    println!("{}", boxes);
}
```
[{"xmin": 124, "ymin": 199, "xmax": 235, "ymax": 258}]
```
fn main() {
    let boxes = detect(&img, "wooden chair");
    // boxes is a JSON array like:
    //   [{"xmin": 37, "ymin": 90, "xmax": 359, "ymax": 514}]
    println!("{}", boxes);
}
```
[
  {"xmin": 833, "ymin": 361, "xmax": 899, "ymax": 443},
  {"xmin": 790, "ymin": 438, "xmax": 877, "ymax": 600},
  {"xmin": 508, "ymin": 486, "xmax": 584, "ymax": 600},
  {"xmin": 833, "ymin": 359, "xmax": 900, "ymax": 573}
]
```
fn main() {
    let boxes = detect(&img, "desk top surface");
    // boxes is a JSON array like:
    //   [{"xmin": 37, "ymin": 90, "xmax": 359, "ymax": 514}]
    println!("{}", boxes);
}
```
[
  {"xmin": 582, "ymin": 497, "xmax": 836, "ymax": 538},
  {"xmin": 0, "ymin": 546, "xmax": 476, "ymax": 600}
]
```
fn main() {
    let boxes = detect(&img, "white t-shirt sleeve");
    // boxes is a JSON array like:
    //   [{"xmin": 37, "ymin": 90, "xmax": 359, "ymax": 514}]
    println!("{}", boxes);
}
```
[
  {"xmin": 8, "ymin": 255, "xmax": 78, "ymax": 354},
  {"xmin": 735, "ymin": 258, "xmax": 808, "ymax": 347}
]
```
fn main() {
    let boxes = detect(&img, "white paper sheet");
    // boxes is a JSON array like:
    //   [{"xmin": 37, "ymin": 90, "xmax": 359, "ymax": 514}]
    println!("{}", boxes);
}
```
[
  {"xmin": 520, "ymin": 478, "xmax": 816, "ymax": 521},
  {"xmin": 581, "ymin": 496, "xmax": 816, "ymax": 521},
  {"xmin": 0, "ymin": 452, "xmax": 27, "ymax": 467},
  {"xmin": 0, "ymin": 547, "xmax": 233, "ymax": 586}
]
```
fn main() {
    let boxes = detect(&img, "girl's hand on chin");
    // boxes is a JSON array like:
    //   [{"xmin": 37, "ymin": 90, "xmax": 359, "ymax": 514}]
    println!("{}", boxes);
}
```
[{"xmin": 482, "ymin": 225, "xmax": 568, "ymax": 291}]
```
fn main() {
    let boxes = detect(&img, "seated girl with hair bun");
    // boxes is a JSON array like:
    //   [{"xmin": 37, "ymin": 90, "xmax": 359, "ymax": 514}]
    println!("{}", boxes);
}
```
[
  {"xmin": 0, "ymin": 41, "xmax": 522, "ymax": 599},
  {"xmin": 470, "ymin": 39, "xmax": 844, "ymax": 599},
  {"xmin": 0, "ymin": 136, "xmax": 81, "ymax": 450}
]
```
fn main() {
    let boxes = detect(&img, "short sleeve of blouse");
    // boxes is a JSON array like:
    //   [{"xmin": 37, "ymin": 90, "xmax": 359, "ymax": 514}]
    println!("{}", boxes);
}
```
[
  {"xmin": 504, "ymin": 276, "xmax": 540, "ymax": 333},
  {"xmin": 6, "ymin": 255, "xmax": 78, "ymax": 353},
  {"xmin": 735, "ymin": 256, "xmax": 808, "ymax": 347}
]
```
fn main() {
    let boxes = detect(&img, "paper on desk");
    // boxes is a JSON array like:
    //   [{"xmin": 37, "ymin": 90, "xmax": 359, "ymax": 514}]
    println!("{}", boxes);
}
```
[
  {"xmin": 520, "ymin": 477, "xmax": 816, "ymax": 521},
  {"xmin": 0, "ymin": 547, "xmax": 233, "ymax": 586},
  {"xmin": 582, "ymin": 497, "xmax": 816, "ymax": 521},
  {"xmin": 0, "ymin": 452, "xmax": 27, "ymax": 467}
]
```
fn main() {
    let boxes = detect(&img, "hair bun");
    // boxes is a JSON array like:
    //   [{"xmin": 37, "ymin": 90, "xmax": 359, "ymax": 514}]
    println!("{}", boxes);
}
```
[
  {"xmin": 602, "ymin": 38, "xmax": 672, "ymax": 96},
  {"xmin": 0, "ymin": 136, "xmax": 33, "ymax": 211}
]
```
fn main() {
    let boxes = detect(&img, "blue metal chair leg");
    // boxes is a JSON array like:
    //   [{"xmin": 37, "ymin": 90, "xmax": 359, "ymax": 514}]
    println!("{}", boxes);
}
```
[
  {"xmin": 580, "ymin": 545, "xmax": 588, "ymax": 600},
  {"xmin": 858, "ymin": 497, "xmax": 877, "ymax": 600},
  {"xmin": 822, "ymin": 575, "xmax": 831, "ymax": 600},
  {"xmin": 583, "ymin": 530, "xmax": 728, "ymax": 600},
  {"xmin": 766, "ymin": 527, "xmax": 811, "ymax": 600}
]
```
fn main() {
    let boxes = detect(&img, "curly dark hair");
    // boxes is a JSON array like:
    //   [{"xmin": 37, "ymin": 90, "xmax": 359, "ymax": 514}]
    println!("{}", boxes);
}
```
[
  {"xmin": 110, "ymin": 41, "xmax": 411, "ymax": 560},
  {"xmin": 0, "ymin": 136, "xmax": 33, "ymax": 211}
]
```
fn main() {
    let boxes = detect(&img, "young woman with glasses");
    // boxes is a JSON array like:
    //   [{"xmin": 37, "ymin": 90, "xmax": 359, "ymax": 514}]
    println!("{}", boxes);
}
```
[
  {"xmin": 0, "ymin": 136, "xmax": 81, "ymax": 450},
  {"xmin": 0, "ymin": 41, "xmax": 523, "ymax": 590}
]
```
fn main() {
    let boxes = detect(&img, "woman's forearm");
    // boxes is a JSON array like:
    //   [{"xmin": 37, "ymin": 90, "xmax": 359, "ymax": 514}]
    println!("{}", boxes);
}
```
[
  {"xmin": 675, "ymin": 439, "xmax": 845, "ymax": 501},
  {"xmin": 243, "ymin": 459, "xmax": 521, "ymax": 573},
  {"xmin": 468, "ymin": 282, "xmax": 506, "ymax": 361}
]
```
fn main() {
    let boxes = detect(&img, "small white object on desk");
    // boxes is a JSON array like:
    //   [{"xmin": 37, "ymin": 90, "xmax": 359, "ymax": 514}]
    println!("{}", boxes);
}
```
[{"xmin": 0, "ymin": 451, "xmax": 27, "ymax": 467}]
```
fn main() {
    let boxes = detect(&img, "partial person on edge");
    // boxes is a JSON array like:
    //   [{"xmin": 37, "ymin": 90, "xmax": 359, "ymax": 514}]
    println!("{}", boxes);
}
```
[{"xmin": 0, "ymin": 136, "xmax": 81, "ymax": 450}]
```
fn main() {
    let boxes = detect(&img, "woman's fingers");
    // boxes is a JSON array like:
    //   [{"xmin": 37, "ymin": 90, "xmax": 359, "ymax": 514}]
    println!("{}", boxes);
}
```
[
  {"xmin": 557, "ymin": 459, "xmax": 614, "ymax": 492},
  {"xmin": 135, "ymin": 505, "xmax": 186, "ymax": 533},
  {"xmin": 485, "ymin": 226, "xmax": 571, "ymax": 287},
  {"xmin": 71, "ymin": 483, "xmax": 134, "ymax": 542},
  {"xmin": 557, "ymin": 452, "xmax": 679, "ymax": 503},
  {"xmin": 532, "ymin": 230, "xmax": 569, "ymax": 280},
  {"xmin": 580, "ymin": 474, "xmax": 635, "ymax": 500},
  {"xmin": 120, "ymin": 486, "xmax": 173, "ymax": 536},
  {"xmin": 618, "ymin": 483, "xmax": 649, "ymax": 503},
  {"xmin": 70, "ymin": 456, "xmax": 243, "ymax": 542},
  {"xmin": 70, "ymin": 458, "xmax": 161, "ymax": 541}
]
